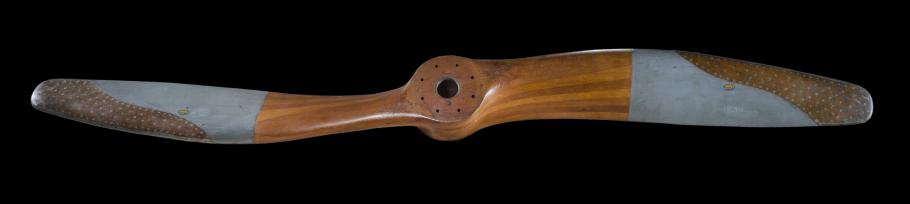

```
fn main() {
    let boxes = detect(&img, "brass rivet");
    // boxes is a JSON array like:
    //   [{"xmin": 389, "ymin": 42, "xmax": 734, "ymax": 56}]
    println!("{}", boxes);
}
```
[
  {"xmin": 178, "ymin": 107, "xmax": 190, "ymax": 115},
  {"xmin": 723, "ymin": 83, "xmax": 735, "ymax": 90}
]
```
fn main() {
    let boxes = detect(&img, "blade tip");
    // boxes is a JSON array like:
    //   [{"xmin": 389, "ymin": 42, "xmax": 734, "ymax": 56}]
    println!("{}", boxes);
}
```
[{"xmin": 31, "ymin": 79, "xmax": 61, "ymax": 112}]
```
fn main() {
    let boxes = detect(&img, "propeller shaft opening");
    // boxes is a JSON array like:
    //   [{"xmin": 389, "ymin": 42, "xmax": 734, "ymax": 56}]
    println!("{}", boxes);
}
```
[{"xmin": 436, "ymin": 78, "xmax": 459, "ymax": 98}]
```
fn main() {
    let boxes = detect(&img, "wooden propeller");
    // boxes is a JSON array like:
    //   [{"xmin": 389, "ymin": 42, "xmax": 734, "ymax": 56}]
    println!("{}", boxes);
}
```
[{"xmin": 31, "ymin": 49, "xmax": 873, "ymax": 144}]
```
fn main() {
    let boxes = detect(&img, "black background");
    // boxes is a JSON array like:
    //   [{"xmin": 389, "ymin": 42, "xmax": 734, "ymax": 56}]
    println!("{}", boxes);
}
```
[{"xmin": 7, "ymin": 3, "xmax": 902, "ymax": 199}]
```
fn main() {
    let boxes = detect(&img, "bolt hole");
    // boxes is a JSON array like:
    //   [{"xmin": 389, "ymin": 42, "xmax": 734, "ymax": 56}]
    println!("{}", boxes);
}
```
[
  {"xmin": 435, "ymin": 109, "xmax": 439, "ymax": 113},
  {"xmin": 470, "ymin": 75, "xmax": 474, "ymax": 80},
  {"xmin": 420, "ymin": 78, "xmax": 424, "ymax": 81},
  {"xmin": 457, "ymin": 108, "xmax": 461, "ymax": 112},
  {"xmin": 420, "ymin": 96, "xmax": 424, "ymax": 100},
  {"xmin": 471, "ymin": 94, "xmax": 475, "ymax": 98},
  {"xmin": 455, "ymin": 63, "xmax": 459, "ymax": 67},
  {"xmin": 434, "ymin": 64, "xmax": 438, "ymax": 68}
]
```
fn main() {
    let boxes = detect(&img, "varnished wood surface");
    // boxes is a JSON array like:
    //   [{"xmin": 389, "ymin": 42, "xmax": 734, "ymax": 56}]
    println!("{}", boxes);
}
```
[
  {"xmin": 253, "ymin": 89, "xmax": 419, "ymax": 143},
  {"xmin": 429, "ymin": 50, "xmax": 632, "ymax": 140},
  {"xmin": 253, "ymin": 50, "xmax": 633, "ymax": 143}
]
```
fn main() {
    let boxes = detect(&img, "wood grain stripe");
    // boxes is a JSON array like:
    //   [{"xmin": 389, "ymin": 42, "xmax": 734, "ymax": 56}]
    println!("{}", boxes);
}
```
[{"xmin": 463, "ymin": 50, "xmax": 633, "ymax": 133}]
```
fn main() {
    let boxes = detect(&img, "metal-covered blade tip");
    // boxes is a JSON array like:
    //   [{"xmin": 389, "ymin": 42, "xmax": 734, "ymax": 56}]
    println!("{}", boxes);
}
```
[
  {"xmin": 30, "ymin": 79, "xmax": 212, "ymax": 143},
  {"xmin": 30, "ymin": 80, "xmax": 51, "ymax": 111},
  {"xmin": 807, "ymin": 81, "xmax": 873, "ymax": 126},
  {"xmin": 674, "ymin": 51, "xmax": 873, "ymax": 127},
  {"xmin": 848, "ymin": 85, "xmax": 873, "ymax": 125}
]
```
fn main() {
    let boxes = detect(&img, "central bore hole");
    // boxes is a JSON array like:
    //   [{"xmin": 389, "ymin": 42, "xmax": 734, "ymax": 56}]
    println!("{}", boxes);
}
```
[{"xmin": 436, "ymin": 78, "xmax": 459, "ymax": 98}]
